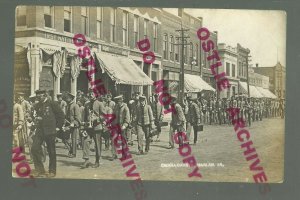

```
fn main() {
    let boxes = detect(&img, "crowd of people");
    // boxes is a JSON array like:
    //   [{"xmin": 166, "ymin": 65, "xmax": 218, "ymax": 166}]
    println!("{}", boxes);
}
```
[{"xmin": 13, "ymin": 89, "xmax": 285, "ymax": 178}]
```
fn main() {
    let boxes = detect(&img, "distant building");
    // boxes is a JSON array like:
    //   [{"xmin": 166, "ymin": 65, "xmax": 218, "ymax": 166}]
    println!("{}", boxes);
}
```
[
  {"xmin": 248, "ymin": 67, "xmax": 269, "ymax": 88},
  {"xmin": 217, "ymin": 43, "xmax": 239, "ymax": 98},
  {"xmin": 253, "ymin": 62, "xmax": 286, "ymax": 98},
  {"xmin": 236, "ymin": 43, "xmax": 250, "ymax": 82}
]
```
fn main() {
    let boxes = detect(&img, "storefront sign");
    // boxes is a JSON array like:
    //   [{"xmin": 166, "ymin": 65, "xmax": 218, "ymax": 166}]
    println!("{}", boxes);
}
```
[{"xmin": 44, "ymin": 32, "xmax": 98, "ymax": 49}]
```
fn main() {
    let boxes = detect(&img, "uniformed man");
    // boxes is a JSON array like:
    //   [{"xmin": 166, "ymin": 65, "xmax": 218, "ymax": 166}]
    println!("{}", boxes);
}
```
[
  {"xmin": 169, "ymin": 96, "xmax": 186, "ymax": 148},
  {"xmin": 31, "ymin": 90, "xmax": 65, "ymax": 177},
  {"xmin": 151, "ymin": 93, "xmax": 164, "ymax": 142},
  {"xmin": 57, "ymin": 93, "xmax": 67, "ymax": 114},
  {"xmin": 65, "ymin": 92, "xmax": 81, "ymax": 158},
  {"xmin": 104, "ymin": 93, "xmax": 115, "ymax": 150},
  {"xmin": 135, "ymin": 95, "xmax": 154, "ymax": 155},
  {"xmin": 13, "ymin": 96, "xmax": 25, "ymax": 148},
  {"xmin": 113, "ymin": 95, "xmax": 131, "ymax": 159},
  {"xmin": 127, "ymin": 92, "xmax": 140, "ymax": 146},
  {"xmin": 188, "ymin": 97, "xmax": 201, "ymax": 144}
]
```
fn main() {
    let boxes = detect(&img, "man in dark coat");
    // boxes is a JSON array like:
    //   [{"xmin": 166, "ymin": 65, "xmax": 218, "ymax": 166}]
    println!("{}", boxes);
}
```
[
  {"xmin": 112, "ymin": 95, "xmax": 131, "ymax": 159},
  {"xmin": 169, "ymin": 96, "xmax": 186, "ymax": 148},
  {"xmin": 151, "ymin": 93, "xmax": 164, "ymax": 142},
  {"xmin": 188, "ymin": 97, "xmax": 201, "ymax": 144},
  {"xmin": 134, "ymin": 96, "xmax": 154, "ymax": 155},
  {"xmin": 31, "ymin": 89, "xmax": 65, "ymax": 177}
]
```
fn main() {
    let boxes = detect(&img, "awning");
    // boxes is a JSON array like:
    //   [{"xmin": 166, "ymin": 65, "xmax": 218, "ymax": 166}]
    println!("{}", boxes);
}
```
[
  {"xmin": 239, "ymin": 81, "xmax": 263, "ymax": 98},
  {"xmin": 255, "ymin": 86, "xmax": 277, "ymax": 99},
  {"xmin": 184, "ymin": 74, "xmax": 215, "ymax": 92},
  {"xmin": 94, "ymin": 52, "xmax": 153, "ymax": 85}
]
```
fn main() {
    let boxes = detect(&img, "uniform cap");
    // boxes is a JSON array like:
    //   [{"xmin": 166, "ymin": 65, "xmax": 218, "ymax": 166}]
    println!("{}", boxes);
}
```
[
  {"xmin": 35, "ymin": 89, "xmax": 46, "ymax": 94},
  {"xmin": 114, "ymin": 95, "xmax": 124, "ymax": 101}
]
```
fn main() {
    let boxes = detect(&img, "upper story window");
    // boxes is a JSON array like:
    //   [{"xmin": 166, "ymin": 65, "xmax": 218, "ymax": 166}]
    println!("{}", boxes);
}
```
[
  {"xmin": 96, "ymin": 7, "xmax": 102, "ymax": 39},
  {"xmin": 232, "ymin": 64, "xmax": 236, "ymax": 77},
  {"xmin": 143, "ymin": 19, "xmax": 148, "ymax": 39},
  {"xmin": 110, "ymin": 8, "xmax": 116, "ymax": 42},
  {"xmin": 226, "ymin": 62, "xmax": 231, "ymax": 76},
  {"xmin": 64, "ymin": 6, "xmax": 72, "ymax": 32},
  {"xmin": 169, "ymin": 35, "xmax": 174, "ymax": 61},
  {"xmin": 175, "ymin": 38, "xmax": 179, "ymax": 62},
  {"xmin": 44, "ymin": 6, "xmax": 54, "ymax": 28},
  {"xmin": 16, "ymin": 6, "xmax": 26, "ymax": 26},
  {"xmin": 195, "ymin": 44, "xmax": 199, "ymax": 67},
  {"xmin": 153, "ymin": 23, "xmax": 158, "ymax": 52},
  {"xmin": 122, "ymin": 11, "xmax": 128, "ymax": 45},
  {"xmin": 189, "ymin": 42, "xmax": 193, "ymax": 64},
  {"xmin": 81, "ymin": 7, "xmax": 89, "ymax": 35},
  {"xmin": 163, "ymin": 34, "xmax": 168, "ymax": 60},
  {"xmin": 133, "ymin": 15, "xmax": 139, "ymax": 47}
]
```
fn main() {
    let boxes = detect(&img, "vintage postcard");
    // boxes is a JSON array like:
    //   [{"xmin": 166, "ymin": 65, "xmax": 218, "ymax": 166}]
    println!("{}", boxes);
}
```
[{"xmin": 13, "ymin": 6, "xmax": 286, "ymax": 184}]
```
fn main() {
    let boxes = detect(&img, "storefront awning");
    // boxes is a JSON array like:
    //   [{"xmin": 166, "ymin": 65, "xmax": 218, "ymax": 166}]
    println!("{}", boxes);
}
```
[
  {"xmin": 255, "ymin": 86, "xmax": 277, "ymax": 99},
  {"xmin": 184, "ymin": 74, "xmax": 215, "ymax": 92},
  {"xmin": 94, "ymin": 52, "xmax": 153, "ymax": 86},
  {"xmin": 239, "ymin": 81, "xmax": 263, "ymax": 98}
]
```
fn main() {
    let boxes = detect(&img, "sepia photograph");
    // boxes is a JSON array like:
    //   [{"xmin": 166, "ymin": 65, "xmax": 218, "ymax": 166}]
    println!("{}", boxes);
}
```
[{"xmin": 13, "ymin": 6, "xmax": 286, "ymax": 183}]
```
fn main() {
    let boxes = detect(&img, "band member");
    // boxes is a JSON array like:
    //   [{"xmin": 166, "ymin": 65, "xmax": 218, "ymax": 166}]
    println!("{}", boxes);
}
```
[
  {"xmin": 169, "ymin": 96, "xmax": 186, "ymax": 148},
  {"xmin": 188, "ymin": 97, "xmax": 201, "ymax": 144},
  {"xmin": 90, "ymin": 91, "xmax": 107, "ymax": 168},
  {"xmin": 31, "ymin": 89, "xmax": 65, "ymax": 177},
  {"xmin": 104, "ymin": 93, "xmax": 115, "ymax": 150},
  {"xmin": 113, "ymin": 95, "xmax": 131, "ymax": 159},
  {"xmin": 135, "ymin": 95, "xmax": 154, "ymax": 155},
  {"xmin": 57, "ymin": 93, "xmax": 67, "ymax": 114},
  {"xmin": 13, "ymin": 95, "xmax": 25, "ymax": 148},
  {"xmin": 65, "ymin": 92, "xmax": 81, "ymax": 158},
  {"xmin": 151, "ymin": 93, "xmax": 164, "ymax": 142},
  {"xmin": 127, "ymin": 92, "xmax": 140, "ymax": 146}
]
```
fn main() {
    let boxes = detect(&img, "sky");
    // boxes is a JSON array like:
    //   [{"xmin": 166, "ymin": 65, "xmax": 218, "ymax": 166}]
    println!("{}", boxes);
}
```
[{"xmin": 164, "ymin": 8, "xmax": 286, "ymax": 67}]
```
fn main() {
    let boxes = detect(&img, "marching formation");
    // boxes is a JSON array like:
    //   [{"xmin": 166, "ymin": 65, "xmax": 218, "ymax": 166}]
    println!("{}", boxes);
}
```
[{"xmin": 13, "ymin": 89, "xmax": 285, "ymax": 178}]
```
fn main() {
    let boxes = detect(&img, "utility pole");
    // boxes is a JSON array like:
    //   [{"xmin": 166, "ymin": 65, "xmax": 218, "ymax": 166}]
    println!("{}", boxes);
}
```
[{"xmin": 175, "ymin": 25, "xmax": 190, "ymax": 105}]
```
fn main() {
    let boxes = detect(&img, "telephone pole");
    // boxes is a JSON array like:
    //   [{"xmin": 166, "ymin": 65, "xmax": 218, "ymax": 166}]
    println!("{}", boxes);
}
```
[
  {"xmin": 175, "ymin": 25, "xmax": 190, "ymax": 105},
  {"xmin": 246, "ymin": 55, "xmax": 252, "ymax": 97}
]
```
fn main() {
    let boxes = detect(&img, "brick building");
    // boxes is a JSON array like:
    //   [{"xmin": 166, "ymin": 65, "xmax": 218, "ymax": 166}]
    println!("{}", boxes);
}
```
[
  {"xmin": 161, "ymin": 9, "xmax": 206, "ymax": 96},
  {"xmin": 14, "ymin": 6, "xmax": 162, "ymax": 101},
  {"xmin": 236, "ymin": 43, "xmax": 250, "ymax": 82},
  {"xmin": 253, "ymin": 62, "xmax": 286, "ymax": 98}
]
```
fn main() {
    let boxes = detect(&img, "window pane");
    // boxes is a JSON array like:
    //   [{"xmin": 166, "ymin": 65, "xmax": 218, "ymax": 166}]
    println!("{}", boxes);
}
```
[
  {"xmin": 44, "ymin": 15, "xmax": 52, "ymax": 27},
  {"xmin": 64, "ymin": 19, "xmax": 70, "ymax": 32}
]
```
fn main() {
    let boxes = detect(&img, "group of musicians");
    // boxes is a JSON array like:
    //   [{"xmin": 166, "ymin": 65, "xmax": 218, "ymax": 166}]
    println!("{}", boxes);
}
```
[{"xmin": 13, "ymin": 89, "xmax": 284, "ymax": 177}]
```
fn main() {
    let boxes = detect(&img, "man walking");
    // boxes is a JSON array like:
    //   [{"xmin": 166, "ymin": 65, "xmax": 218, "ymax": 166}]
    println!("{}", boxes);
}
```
[
  {"xmin": 151, "ymin": 93, "xmax": 164, "ymax": 142},
  {"xmin": 135, "ymin": 96, "xmax": 154, "ymax": 155},
  {"xmin": 31, "ymin": 90, "xmax": 65, "ymax": 177}
]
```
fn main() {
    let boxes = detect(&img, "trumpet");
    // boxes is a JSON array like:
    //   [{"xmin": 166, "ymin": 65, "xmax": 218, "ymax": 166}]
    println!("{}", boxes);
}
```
[{"xmin": 88, "ymin": 109, "xmax": 100, "ymax": 128}]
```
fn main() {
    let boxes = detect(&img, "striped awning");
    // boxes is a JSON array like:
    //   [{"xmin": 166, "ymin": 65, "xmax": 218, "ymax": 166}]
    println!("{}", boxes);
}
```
[
  {"xmin": 184, "ymin": 74, "xmax": 215, "ymax": 93},
  {"xmin": 94, "ymin": 52, "xmax": 153, "ymax": 86},
  {"xmin": 255, "ymin": 86, "xmax": 277, "ymax": 99}
]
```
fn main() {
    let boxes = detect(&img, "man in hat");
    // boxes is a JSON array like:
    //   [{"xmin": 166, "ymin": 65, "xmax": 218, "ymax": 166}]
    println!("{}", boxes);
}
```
[
  {"xmin": 104, "ymin": 93, "xmax": 116, "ymax": 150},
  {"xmin": 127, "ymin": 92, "xmax": 141, "ymax": 146},
  {"xmin": 13, "ymin": 95, "xmax": 25, "ymax": 148},
  {"xmin": 31, "ymin": 89, "xmax": 65, "ymax": 177},
  {"xmin": 65, "ymin": 92, "xmax": 81, "ymax": 158},
  {"xmin": 57, "ymin": 93, "xmax": 67, "ymax": 115},
  {"xmin": 151, "ymin": 93, "xmax": 164, "ymax": 142},
  {"xmin": 187, "ymin": 96, "xmax": 201, "ymax": 144},
  {"xmin": 112, "ymin": 95, "xmax": 131, "ymax": 159},
  {"xmin": 169, "ymin": 96, "xmax": 186, "ymax": 148},
  {"xmin": 134, "ymin": 95, "xmax": 154, "ymax": 154}
]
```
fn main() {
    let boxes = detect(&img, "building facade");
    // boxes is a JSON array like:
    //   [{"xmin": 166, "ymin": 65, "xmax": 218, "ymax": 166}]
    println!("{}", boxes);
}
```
[
  {"xmin": 253, "ymin": 62, "xmax": 286, "ymax": 98},
  {"xmin": 161, "ymin": 9, "xmax": 203, "ymax": 96},
  {"xmin": 248, "ymin": 67, "xmax": 269, "ymax": 88},
  {"xmin": 217, "ymin": 43, "xmax": 239, "ymax": 98},
  {"xmin": 236, "ymin": 43, "xmax": 250, "ymax": 82},
  {"xmin": 15, "ymin": 6, "xmax": 163, "ymax": 101}
]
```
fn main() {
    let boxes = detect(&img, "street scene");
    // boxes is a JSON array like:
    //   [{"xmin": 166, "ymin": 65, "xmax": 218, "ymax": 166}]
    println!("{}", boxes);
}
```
[{"xmin": 13, "ymin": 7, "xmax": 286, "ymax": 182}]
